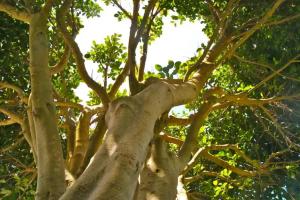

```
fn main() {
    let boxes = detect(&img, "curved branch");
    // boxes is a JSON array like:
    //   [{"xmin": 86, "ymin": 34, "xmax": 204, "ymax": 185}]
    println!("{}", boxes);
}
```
[
  {"xmin": 0, "ymin": 106, "xmax": 23, "ymax": 124},
  {"xmin": 226, "ymin": 0, "xmax": 286, "ymax": 58},
  {"xmin": 204, "ymin": 144, "xmax": 260, "ymax": 168},
  {"xmin": 0, "ymin": 2, "xmax": 30, "ymax": 23},
  {"xmin": 184, "ymin": 0, "xmax": 240, "ymax": 80},
  {"xmin": 50, "ymin": 46, "xmax": 71, "ymax": 75},
  {"xmin": 184, "ymin": 171, "xmax": 239, "ymax": 186},
  {"xmin": 259, "ymin": 105, "xmax": 292, "ymax": 146},
  {"xmin": 56, "ymin": 0, "xmax": 110, "ymax": 106},
  {"xmin": 219, "ymin": 93, "xmax": 300, "ymax": 107},
  {"xmin": 203, "ymin": 151, "xmax": 257, "ymax": 176},
  {"xmin": 182, "ymin": 145, "xmax": 258, "ymax": 177},
  {"xmin": 205, "ymin": 0, "xmax": 221, "ymax": 23},
  {"xmin": 55, "ymin": 101, "xmax": 84, "ymax": 111},
  {"xmin": 0, "ymin": 82, "xmax": 28, "ymax": 103},
  {"xmin": 0, "ymin": 118, "xmax": 17, "ymax": 126},
  {"xmin": 159, "ymin": 131, "xmax": 183, "ymax": 146},
  {"xmin": 109, "ymin": 62, "xmax": 130, "ymax": 98},
  {"xmin": 248, "ymin": 54, "xmax": 300, "ymax": 93},
  {"xmin": 266, "ymin": 13, "xmax": 300, "ymax": 26},
  {"xmin": 111, "ymin": 0, "xmax": 132, "ymax": 19},
  {"xmin": 233, "ymin": 54, "xmax": 300, "ymax": 83},
  {"xmin": 263, "ymin": 149, "xmax": 290, "ymax": 167},
  {"xmin": 0, "ymin": 136, "xmax": 25, "ymax": 153}
]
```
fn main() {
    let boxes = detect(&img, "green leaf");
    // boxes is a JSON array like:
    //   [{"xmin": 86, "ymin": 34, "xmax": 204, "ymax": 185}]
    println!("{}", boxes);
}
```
[
  {"xmin": 155, "ymin": 64, "xmax": 162, "ymax": 71},
  {"xmin": 213, "ymin": 180, "xmax": 218, "ymax": 186}
]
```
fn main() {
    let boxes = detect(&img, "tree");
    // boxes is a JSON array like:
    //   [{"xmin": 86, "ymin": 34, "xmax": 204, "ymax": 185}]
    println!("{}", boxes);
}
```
[{"xmin": 0, "ymin": 0, "xmax": 300, "ymax": 199}]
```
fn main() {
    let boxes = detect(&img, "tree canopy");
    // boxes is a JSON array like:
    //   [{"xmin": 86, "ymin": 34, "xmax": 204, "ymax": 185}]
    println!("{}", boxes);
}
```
[{"xmin": 0, "ymin": 0, "xmax": 300, "ymax": 199}]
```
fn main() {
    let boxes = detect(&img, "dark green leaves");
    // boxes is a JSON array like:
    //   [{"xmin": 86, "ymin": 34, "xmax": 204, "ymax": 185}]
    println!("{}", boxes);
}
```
[
  {"xmin": 73, "ymin": 0, "xmax": 102, "ymax": 18},
  {"xmin": 154, "ymin": 60, "xmax": 181, "ymax": 79},
  {"xmin": 86, "ymin": 33, "xmax": 127, "ymax": 81}
]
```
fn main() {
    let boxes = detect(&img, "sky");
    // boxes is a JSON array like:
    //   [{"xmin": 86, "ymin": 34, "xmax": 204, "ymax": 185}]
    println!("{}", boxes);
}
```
[{"xmin": 75, "ymin": 4, "xmax": 208, "ymax": 103}]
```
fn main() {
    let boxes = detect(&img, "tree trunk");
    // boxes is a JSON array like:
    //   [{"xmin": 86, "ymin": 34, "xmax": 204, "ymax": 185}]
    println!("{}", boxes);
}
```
[
  {"xmin": 60, "ymin": 82, "xmax": 193, "ymax": 199},
  {"xmin": 29, "ymin": 13, "xmax": 65, "ymax": 199}
]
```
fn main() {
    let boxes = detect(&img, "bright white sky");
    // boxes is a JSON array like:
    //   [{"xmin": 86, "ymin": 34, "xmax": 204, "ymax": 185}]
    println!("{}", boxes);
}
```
[{"xmin": 75, "ymin": 4, "xmax": 208, "ymax": 103}]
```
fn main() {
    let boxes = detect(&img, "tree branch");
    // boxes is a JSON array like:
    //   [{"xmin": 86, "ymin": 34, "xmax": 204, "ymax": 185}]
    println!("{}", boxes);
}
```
[
  {"xmin": 138, "ymin": 18, "xmax": 152, "ymax": 81},
  {"xmin": 0, "ymin": 2, "xmax": 30, "ymax": 23},
  {"xmin": 134, "ymin": 0, "xmax": 158, "ymax": 46},
  {"xmin": 233, "ymin": 54, "xmax": 300, "ymax": 83},
  {"xmin": 263, "ymin": 149, "xmax": 290, "ymax": 167},
  {"xmin": 0, "ymin": 118, "xmax": 17, "ymax": 126},
  {"xmin": 56, "ymin": 0, "xmax": 110, "ymax": 106},
  {"xmin": 225, "ymin": 0, "xmax": 286, "ymax": 58},
  {"xmin": 0, "ymin": 81, "xmax": 28, "ymax": 103},
  {"xmin": 109, "ymin": 0, "xmax": 140, "ymax": 97},
  {"xmin": 219, "ymin": 93, "xmax": 300, "ymax": 107},
  {"xmin": 184, "ymin": 0, "xmax": 238, "ymax": 81},
  {"xmin": 50, "ymin": 46, "xmax": 71, "ymax": 75},
  {"xmin": 259, "ymin": 105, "xmax": 292, "ymax": 146},
  {"xmin": 0, "ymin": 136, "xmax": 25, "ymax": 153},
  {"xmin": 112, "ymin": 0, "xmax": 132, "ymax": 19},
  {"xmin": 177, "ymin": 102, "xmax": 214, "ymax": 167},
  {"xmin": 205, "ymin": 0, "xmax": 221, "ymax": 23},
  {"xmin": 55, "ymin": 100, "xmax": 84, "ymax": 111},
  {"xmin": 159, "ymin": 131, "xmax": 184, "ymax": 146},
  {"xmin": 0, "ymin": 106, "xmax": 23, "ymax": 124},
  {"xmin": 266, "ymin": 13, "xmax": 300, "ymax": 26},
  {"xmin": 248, "ymin": 54, "xmax": 300, "ymax": 93},
  {"xmin": 182, "ymin": 145, "xmax": 259, "ymax": 177},
  {"xmin": 184, "ymin": 171, "xmax": 239, "ymax": 186},
  {"xmin": 184, "ymin": 34, "xmax": 232, "ymax": 81},
  {"xmin": 166, "ymin": 115, "xmax": 194, "ymax": 126},
  {"xmin": 68, "ymin": 111, "xmax": 92, "ymax": 177}
]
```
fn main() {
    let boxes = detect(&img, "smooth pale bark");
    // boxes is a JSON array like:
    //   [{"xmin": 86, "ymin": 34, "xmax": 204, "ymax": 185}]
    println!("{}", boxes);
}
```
[
  {"xmin": 60, "ymin": 76, "xmax": 210, "ymax": 199},
  {"xmin": 136, "ymin": 138, "xmax": 180, "ymax": 200},
  {"xmin": 176, "ymin": 175, "xmax": 188, "ymax": 200},
  {"xmin": 29, "ymin": 13, "xmax": 65, "ymax": 199}
]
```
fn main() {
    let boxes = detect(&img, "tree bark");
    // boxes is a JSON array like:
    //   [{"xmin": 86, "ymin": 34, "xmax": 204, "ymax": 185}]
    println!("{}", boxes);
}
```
[
  {"xmin": 136, "ymin": 137, "xmax": 179, "ymax": 200},
  {"xmin": 60, "ymin": 60, "xmax": 214, "ymax": 198},
  {"xmin": 29, "ymin": 13, "xmax": 65, "ymax": 199}
]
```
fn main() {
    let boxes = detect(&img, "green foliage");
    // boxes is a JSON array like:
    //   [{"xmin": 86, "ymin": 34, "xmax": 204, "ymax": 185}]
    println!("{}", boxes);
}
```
[
  {"xmin": 154, "ymin": 60, "xmax": 181, "ymax": 79},
  {"xmin": 0, "ymin": 13, "xmax": 35, "ymax": 199},
  {"xmin": 85, "ymin": 33, "xmax": 127, "ymax": 81},
  {"xmin": 0, "ymin": 125, "xmax": 36, "ymax": 200},
  {"xmin": 1, "ymin": 0, "xmax": 300, "ymax": 199},
  {"xmin": 73, "ymin": 0, "xmax": 102, "ymax": 18},
  {"xmin": 0, "ymin": 13, "xmax": 29, "ymax": 92}
]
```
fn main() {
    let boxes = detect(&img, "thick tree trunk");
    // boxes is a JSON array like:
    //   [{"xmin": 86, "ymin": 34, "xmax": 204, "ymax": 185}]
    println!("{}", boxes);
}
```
[
  {"xmin": 60, "ymin": 66, "xmax": 213, "ymax": 199},
  {"xmin": 60, "ymin": 82, "xmax": 186, "ymax": 199},
  {"xmin": 29, "ymin": 13, "xmax": 65, "ymax": 199}
]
